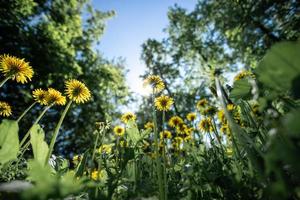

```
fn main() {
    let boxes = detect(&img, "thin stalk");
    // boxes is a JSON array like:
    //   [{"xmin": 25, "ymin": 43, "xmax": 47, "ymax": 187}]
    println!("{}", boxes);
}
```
[
  {"xmin": 211, "ymin": 118, "xmax": 226, "ymax": 157},
  {"xmin": 243, "ymin": 101, "xmax": 266, "ymax": 144},
  {"xmin": 152, "ymin": 93, "xmax": 164, "ymax": 200},
  {"xmin": 162, "ymin": 111, "xmax": 168, "ymax": 200},
  {"xmin": 97, "ymin": 128, "xmax": 107, "ymax": 170},
  {"xmin": 19, "ymin": 104, "xmax": 52, "ymax": 147},
  {"xmin": 95, "ymin": 155, "xmax": 103, "ymax": 198},
  {"xmin": 229, "ymin": 128, "xmax": 247, "ymax": 166},
  {"xmin": 0, "ymin": 76, "xmax": 10, "ymax": 88},
  {"xmin": 207, "ymin": 131, "xmax": 214, "ymax": 145},
  {"xmin": 211, "ymin": 118, "xmax": 223, "ymax": 147},
  {"xmin": 17, "ymin": 102, "xmax": 37, "ymax": 123},
  {"xmin": 133, "ymin": 159, "xmax": 137, "ymax": 193},
  {"xmin": 45, "ymin": 101, "xmax": 72, "ymax": 165},
  {"xmin": 91, "ymin": 129, "xmax": 102, "ymax": 162}
]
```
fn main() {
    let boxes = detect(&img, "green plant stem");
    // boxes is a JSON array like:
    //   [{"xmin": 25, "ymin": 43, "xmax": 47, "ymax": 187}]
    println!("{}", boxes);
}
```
[
  {"xmin": 211, "ymin": 118, "xmax": 223, "ymax": 147},
  {"xmin": 162, "ymin": 111, "xmax": 168, "ymax": 200},
  {"xmin": 215, "ymin": 77, "xmax": 250, "ymax": 167},
  {"xmin": 0, "ymin": 76, "xmax": 10, "ymax": 88},
  {"xmin": 91, "ymin": 129, "xmax": 102, "ymax": 162},
  {"xmin": 19, "ymin": 104, "xmax": 52, "ymax": 147},
  {"xmin": 152, "ymin": 93, "xmax": 164, "ymax": 200},
  {"xmin": 243, "ymin": 101, "xmax": 266, "ymax": 144},
  {"xmin": 17, "ymin": 102, "xmax": 37, "ymax": 123},
  {"xmin": 230, "ymin": 128, "xmax": 247, "ymax": 166},
  {"xmin": 207, "ymin": 131, "xmax": 214, "ymax": 145},
  {"xmin": 96, "ymin": 128, "xmax": 106, "ymax": 170},
  {"xmin": 45, "ymin": 101, "xmax": 72, "ymax": 165}
]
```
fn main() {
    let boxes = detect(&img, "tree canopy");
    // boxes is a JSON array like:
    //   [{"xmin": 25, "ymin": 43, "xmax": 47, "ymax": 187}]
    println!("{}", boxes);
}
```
[
  {"xmin": 0, "ymin": 0, "xmax": 129, "ymax": 155},
  {"xmin": 139, "ymin": 0, "xmax": 300, "ymax": 122}
]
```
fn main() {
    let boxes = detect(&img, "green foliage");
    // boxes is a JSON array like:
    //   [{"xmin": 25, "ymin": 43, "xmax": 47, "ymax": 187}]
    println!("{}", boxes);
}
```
[
  {"xmin": 126, "ymin": 120, "xmax": 150, "ymax": 147},
  {"xmin": 256, "ymin": 41, "xmax": 300, "ymax": 95},
  {"xmin": 0, "ymin": 120, "xmax": 19, "ymax": 166},
  {"xmin": 230, "ymin": 79, "xmax": 252, "ymax": 102},
  {"xmin": 125, "ymin": 120, "xmax": 141, "ymax": 145},
  {"xmin": 0, "ymin": 1, "xmax": 300, "ymax": 200},
  {"xmin": 0, "ymin": 0, "xmax": 129, "ymax": 155},
  {"xmin": 30, "ymin": 124, "xmax": 49, "ymax": 165},
  {"xmin": 22, "ymin": 160, "xmax": 83, "ymax": 200}
]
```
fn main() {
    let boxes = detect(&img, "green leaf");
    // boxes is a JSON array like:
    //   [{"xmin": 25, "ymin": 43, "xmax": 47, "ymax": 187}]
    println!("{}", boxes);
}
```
[
  {"xmin": 22, "ymin": 160, "xmax": 56, "ymax": 200},
  {"xmin": 30, "ymin": 124, "xmax": 49, "ymax": 165},
  {"xmin": 256, "ymin": 41, "xmax": 300, "ymax": 93},
  {"xmin": 75, "ymin": 151, "xmax": 89, "ymax": 177},
  {"xmin": 283, "ymin": 108, "xmax": 300, "ymax": 137},
  {"xmin": 0, "ymin": 120, "xmax": 19, "ymax": 166},
  {"xmin": 229, "ymin": 79, "xmax": 252, "ymax": 101},
  {"xmin": 126, "ymin": 120, "xmax": 141, "ymax": 145},
  {"xmin": 60, "ymin": 171, "xmax": 82, "ymax": 197},
  {"xmin": 23, "ymin": 160, "xmax": 82, "ymax": 199}
]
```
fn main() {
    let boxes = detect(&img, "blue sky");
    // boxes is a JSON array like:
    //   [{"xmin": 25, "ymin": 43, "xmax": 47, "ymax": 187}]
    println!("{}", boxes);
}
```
[{"xmin": 93, "ymin": 0, "xmax": 197, "ymax": 95}]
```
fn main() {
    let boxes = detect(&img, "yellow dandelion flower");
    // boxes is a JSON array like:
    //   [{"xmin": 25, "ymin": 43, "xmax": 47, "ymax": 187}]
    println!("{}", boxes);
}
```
[
  {"xmin": 220, "ymin": 124, "xmax": 229, "ymax": 134},
  {"xmin": 0, "ymin": 101, "xmax": 12, "ymax": 117},
  {"xmin": 154, "ymin": 95, "xmax": 173, "ymax": 111},
  {"xmin": 198, "ymin": 118, "xmax": 213, "ymax": 132},
  {"xmin": 234, "ymin": 70, "xmax": 254, "ymax": 81},
  {"xmin": 144, "ymin": 121, "xmax": 154, "ymax": 130},
  {"xmin": 98, "ymin": 144, "xmax": 113, "ymax": 154},
  {"xmin": 173, "ymin": 136, "xmax": 183, "ymax": 144},
  {"xmin": 226, "ymin": 148, "xmax": 233, "ymax": 157},
  {"xmin": 171, "ymin": 142, "xmax": 179, "ymax": 150},
  {"xmin": 217, "ymin": 110, "xmax": 227, "ymax": 124},
  {"xmin": 185, "ymin": 127, "xmax": 194, "ymax": 135},
  {"xmin": 45, "ymin": 88, "xmax": 66, "ymax": 106},
  {"xmin": 196, "ymin": 99, "xmax": 208, "ymax": 109},
  {"xmin": 113, "ymin": 125, "xmax": 125, "ymax": 137},
  {"xmin": 168, "ymin": 116, "xmax": 183, "ymax": 128},
  {"xmin": 160, "ymin": 130, "xmax": 172, "ymax": 139},
  {"xmin": 91, "ymin": 170, "xmax": 106, "ymax": 181},
  {"xmin": 65, "ymin": 79, "xmax": 91, "ymax": 104},
  {"xmin": 186, "ymin": 112, "xmax": 197, "ymax": 121},
  {"xmin": 227, "ymin": 104, "xmax": 235, "ymax": 111},
  {"xmin": 0, "ymin": 54, "xmax": 34, "ymax": 84},
  {"xmin": 202, "ymin": 106, "xmax": 217, "ymax": 116},
  {"xmin": 143, "ymin": 75, "xmax": 165, "ymax": 93},
  {"xmin": 72, "ymin": 155, "xmax": 82, "ymax": 165},
  {"xmin": 176, "ymin": 122, "xmax": 188, "ymax": 135},
  {"xmin": 32, "ymin": 89, "xmax": 48, "ymax": 105},
  {"xmin": 119, "ymin": 140, "xmax": 128, "ymax": 148},
  {"xmin": 183, "ymin": 135, "xmax": 192, "ymax": 142},
  {"xmin": 121, "ymin": 112, "xmax": 136, "ymax": 123}
]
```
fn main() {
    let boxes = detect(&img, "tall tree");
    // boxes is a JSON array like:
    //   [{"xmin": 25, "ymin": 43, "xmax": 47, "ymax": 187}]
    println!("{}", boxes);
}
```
[
  {"xmin": 0, "ymin": 0, "xmax": 129, "ymax": 155},
  {"xmin": 139, "ymin": 0, "xmax": 299, "ymax": 122}
]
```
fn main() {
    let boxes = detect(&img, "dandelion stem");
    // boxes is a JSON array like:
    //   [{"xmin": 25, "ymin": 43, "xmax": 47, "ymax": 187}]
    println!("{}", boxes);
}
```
[
  {"xmin": 152, "ymin": 93, "xmax": 164, "ymax": 200},
  {"xmin": 0, "ymin": 76, "xmax": 10, "ymax": 88},
  {"xmin": 162, "ymin": 111, "xmax": 168, "ymax": 200},
  {"xmin": 19, "ymin": 104, "xmax": 52, "ymax": 148},
  {"xmin": 91, "ymin": 129, "xmax": 102, "ymax": 163},
  {"xmin": 211, "ymin": 118, "xmax": 223, "ymax": 146},
  {"xmin": 45, "ymin": 101, "xmax": 72, "ymax": 165},
  {"xmin": 215, "ymin": 77, "xmax": 248, "ymax": 166},
  {"xmin": 17, "ymin": 102, "xmax": 37, "ymax": 123}
]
